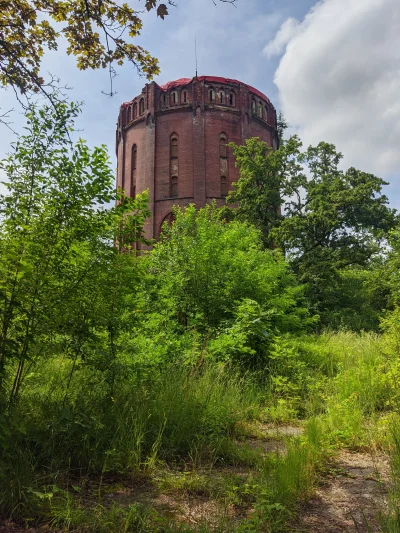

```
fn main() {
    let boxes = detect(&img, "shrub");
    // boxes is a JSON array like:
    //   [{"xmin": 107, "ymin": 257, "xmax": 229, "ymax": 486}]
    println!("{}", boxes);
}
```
[{"xmin": 148, "ymin": 204, "xmax": 310, "ymax": 368}]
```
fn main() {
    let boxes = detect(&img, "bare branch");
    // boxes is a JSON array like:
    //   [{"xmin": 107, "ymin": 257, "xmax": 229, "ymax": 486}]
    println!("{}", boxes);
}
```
[
  {"xmin": 0, "ymin": 106, "xmax": 17, "ymax": 134},
  {"xmin": 211, "ymin": 0, "xmax": 237, "ymax": 5}
]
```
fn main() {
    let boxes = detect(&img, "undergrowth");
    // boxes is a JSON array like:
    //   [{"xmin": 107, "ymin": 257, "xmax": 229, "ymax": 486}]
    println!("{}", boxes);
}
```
[{"xmin": 1, "ymin": 331, "xmax": 400, "ymax": 531}]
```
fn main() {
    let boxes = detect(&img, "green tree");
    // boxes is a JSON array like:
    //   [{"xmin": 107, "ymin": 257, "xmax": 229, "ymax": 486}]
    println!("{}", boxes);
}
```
[
  {"xmin": 0, "ymin": 0, "xmax": 237, "ymax": 97},
  {"xmin": 387, "ymin": 227, "xmax": 400, "ymax": 305},
  {"xmin": 277, "ymin": 111, "xmax": 288, "ymax": 145},
  {"xmin": 227, "ymin": 136, "xmax": 304, "ymax": 248},
  {"xmin": 380, "ymin": 226, "xmax": 400, "ymax": 349},
  {"xmin": 149, "ymin": 203, "xmax": 308, "ymax": 334},
  {"xmin": 0, "ymin": 98, "xmax": 149, "ymax": 404},
  {"xmin": 229, "ymin": 136, "xmax": 396, "ymax": 325},
  {"xmin": 312, "ymin": 265, "xmax": 388, "ymax": 331},
  {"xmin": 274, "ymin": 141, "xmax": 396, "ymax": 317}
]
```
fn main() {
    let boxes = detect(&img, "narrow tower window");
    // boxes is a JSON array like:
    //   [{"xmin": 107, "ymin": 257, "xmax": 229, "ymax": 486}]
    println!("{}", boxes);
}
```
[
  {"xmin": 132, "ymin": 144, "xmax": 137, "ymax": 171},
  {"xmin": 209, "ymin": 88, "xmax": 215, "ymax": 103},
  {"xmin": 170, "ymin": 134, "xmax": 178, "ymax": 158},
  {"xmin": 171, "ymin": 91, "xmax": 178, "ymax": 104},
  {"xmin": 219, "ymin": 90, "xmax": 224, "ymax": 104},
  {"xmin": 229, "ymin": 93, "xmax": 234, "ymax": 106},
  {"xmin": 219, "ymin": 133, "xmax": 228, "ymax": 198},
  {"xmin": 127, "ymin": 106, "xmax": 131, "ymax": 122},
  {"xmin": 133, "ymin": 102, "xmax": 137, "ymax": 119},
  {"xmin": 170, "ymin": 133, "xmax": 179, "ymax": 199},
  {"xmin": 219, "ymin": 133, "xmax": 227, "ymax": 158},
  {"xmin": 265, "ymin": 106, "xmax": 268, "ymax": 122},
  {"xmin": 252, "ymin": 99, "xmax": 256, "ymax": 115},
  {"xmin": 171, "ymin": 176, "xmax": 178, "ymax": 198},
  {"xmin": 182, "ymin": 90, "xmax": 187, "ymax": 103},
  {"xmin": 139, "ymin": 98, "xmax": 145, "ymax": 115},
  {"xmin": 221, "ymin": 176, "xmax": 228, "ymax": 197},
  {"xmin": 131, "ymin": 144, "xmax": 137, "ymax": 198}
]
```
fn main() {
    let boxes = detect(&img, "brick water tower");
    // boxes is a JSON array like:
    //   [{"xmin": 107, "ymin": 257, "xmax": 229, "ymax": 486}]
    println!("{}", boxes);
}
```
[{"xmin": 115, "ymin": 75, "xmax": 278, "ymax": 243}]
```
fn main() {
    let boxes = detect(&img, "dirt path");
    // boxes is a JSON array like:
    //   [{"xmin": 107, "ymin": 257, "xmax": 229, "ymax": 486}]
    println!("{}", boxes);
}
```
[
  {"xmin": 297, "ymin": 450, "xmax": 390, "ymax": 533},
  {"xmin": 0, "ymin": 433, "xmax": 391, "ymax": 533}
]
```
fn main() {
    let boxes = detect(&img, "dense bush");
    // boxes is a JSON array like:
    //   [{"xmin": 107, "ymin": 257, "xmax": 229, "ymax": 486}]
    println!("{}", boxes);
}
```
[{"xmin": 145, "ymin": 204, "xmax": 311, "ymax": 369}]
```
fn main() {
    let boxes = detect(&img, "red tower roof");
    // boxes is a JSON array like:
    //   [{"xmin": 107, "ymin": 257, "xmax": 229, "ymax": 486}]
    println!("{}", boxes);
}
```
[
  {"xmin": 122, "ymin": 76, "xmax": 271, "ymax": 107},
  {"xmin": 158, "ymin": 76, "xmax": 270, "ymax": 103}
]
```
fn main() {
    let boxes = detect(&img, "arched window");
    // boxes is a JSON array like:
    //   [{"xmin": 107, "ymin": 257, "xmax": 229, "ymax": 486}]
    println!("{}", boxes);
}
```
[
  {"xmin": 265, "ymin": 106, "xmax": 268, "ymax": 122},
  {"xmin": 182, "ymin": 90, "xmax": 187, "ymax": 103},
  {"xmin": 127, "ymin": 106, "xmax": 131, "ymax": 122},
  {"xmin": 221, "ymin": 176, "xmax": 228, "ymax": 197},
  {"xmin": 170, "ymin": 133, "xmax": 178, "ymax": 158},
  {"xmin": 133, "ymin": 102, "xmax": 137, "ymax": 119},
  {"xmin": 139, "ymin": 98, "xmax": 145, "ymax": 115},
  {"xmin": 170, "ymin": 134, "xmax": 179, "ymax": 199},
  {"xmin": 132, "ymin": 144, "xmax": 137, "ymax": 172},
  {"xmin": 257, "ymin": 101, "xmax": 263, "ymax": 118},
  {"xmin": 171, "ymin": 91, "xmax": 178, "ymax": 105},
  {"xmin": 218, "ymin": 90, "xmax": 224, "ymax": 104},
  {"xmin": 219, "ymin": 133, "xmax": 227, "ymax": 158},
  {"xmin": 229, "ymin": 92, "xmax": 234, "ymax": 106},
  {"xmin": 131, "ymin": 144, "xmax": 137, "ymax": 198},
  {"xmin": 161, "ymin": 94, "xmax": 166, "ymax": 107},
  {"xmin": 160, "ymin": 212, "xmax": 175, "ymax": 234},
  {"xmin": 170, "ymin": 176, "xmax": 178, "ymax": 198},
  {"xmin": 209, "ymin": 88, "xmax": 215, "ymax": 103},
  {"xmin": 252, "ymin": 99, "xmax": 256, "ymax": 115}
]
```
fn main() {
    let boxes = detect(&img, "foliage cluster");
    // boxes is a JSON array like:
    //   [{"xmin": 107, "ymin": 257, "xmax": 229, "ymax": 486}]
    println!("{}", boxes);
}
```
[
  {"xmin": 0, "ymin": 100, "xmax": 150, "ymax": 408},
  {"xmin": 227, "ymin": 134, "xmax": 397, "ymax": 327},
  {"xmin": 0, "ymin": 0, "xmax": 236, "ymax": 98},
  {"xmin": 147, "ymin": 204, "xmax": 310, "ymax": 368}
]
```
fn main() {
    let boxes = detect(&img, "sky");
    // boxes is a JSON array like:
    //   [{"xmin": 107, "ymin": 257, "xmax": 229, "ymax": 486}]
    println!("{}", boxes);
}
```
[{"xmin": 1, "ymin": 0, "xmax": 399, "ymax": 207}]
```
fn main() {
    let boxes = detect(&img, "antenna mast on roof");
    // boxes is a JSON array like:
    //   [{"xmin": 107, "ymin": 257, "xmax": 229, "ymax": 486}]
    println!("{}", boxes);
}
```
[{"xmin": 195, "ymin": 36, "xmax": 198, "ymax": 77}]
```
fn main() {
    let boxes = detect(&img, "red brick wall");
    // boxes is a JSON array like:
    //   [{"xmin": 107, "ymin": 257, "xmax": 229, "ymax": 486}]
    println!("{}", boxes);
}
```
[
  {"xmin": 124, "ymin": 119, "xmax": 147, "ymax": 195},
  {"xmin": 155, "ymin": 110, "xmax": 194, "ymax": 201},
  {"xmin": 116, "ymin": 77, "xmax": 278, "ymax": 241},
  {"xmin": 203, "ymin": 108, "xmax": 242, "ymax": 200}
]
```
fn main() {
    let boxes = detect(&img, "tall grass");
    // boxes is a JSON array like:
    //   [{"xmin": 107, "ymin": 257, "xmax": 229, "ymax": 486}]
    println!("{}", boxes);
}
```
[
  {"xmin": 379, "ymin": 416, "xmax": 400, "ymax": 532},
  {"xmin": 263, "ymin": 332, "xmax": 390, "ymax": 435},
  {"xmin": 311, "ymin": 332, "xmax": 388, "ymax": 447},
  {"xmin": 0, "ymin": 361, "xmax": 261, "ymax": 521},
  {"xmin": 1, "ymin": 331, "xmax": 399, "ymax": 531}
]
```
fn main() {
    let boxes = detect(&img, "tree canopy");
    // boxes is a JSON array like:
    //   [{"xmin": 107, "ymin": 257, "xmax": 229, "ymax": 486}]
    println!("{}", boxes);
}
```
[
  {"xmin": 0, "ymin": 0, "xmax": 237, "ymax": 98},
  {"xmin": 227, "ymin": 136, "xmax": 303, "ymax": 248},
  {"xmin": 228, "ymin": 135, "xmax": 397, "ymax": 324}
]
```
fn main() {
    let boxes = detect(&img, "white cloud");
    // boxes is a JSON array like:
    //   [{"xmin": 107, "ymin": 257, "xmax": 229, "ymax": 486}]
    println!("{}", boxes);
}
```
[
  {"xmin": 263, "ymin": 17, "xmax": 300, "ymax": 58},
  {"xmin": 270, "ymin": 0, "xmax": 400, "ymax": 179}
]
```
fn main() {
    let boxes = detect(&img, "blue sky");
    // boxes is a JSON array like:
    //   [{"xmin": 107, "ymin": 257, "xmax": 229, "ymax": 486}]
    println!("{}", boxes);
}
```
[{"xmin": 1, "ymin": 0, "xmax": 399, "ymax": 208}]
